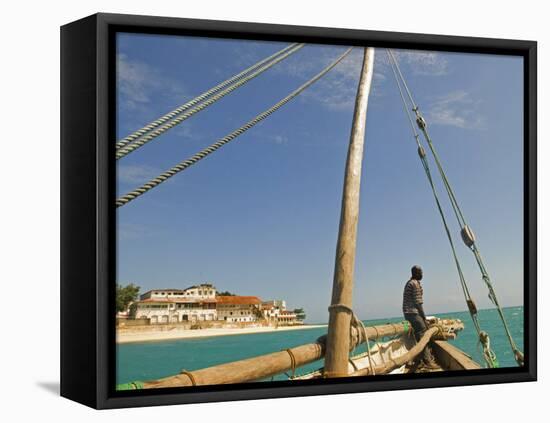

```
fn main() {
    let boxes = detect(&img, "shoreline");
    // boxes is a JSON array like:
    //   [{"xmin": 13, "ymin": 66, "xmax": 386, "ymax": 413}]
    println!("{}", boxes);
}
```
[
  {"xmin": 116, "ymin": 306, "xmax": 522, "ymax": 345},
  {"xmin": 117, "ymin": 324, "xmax": 327, "ymax": 344}
]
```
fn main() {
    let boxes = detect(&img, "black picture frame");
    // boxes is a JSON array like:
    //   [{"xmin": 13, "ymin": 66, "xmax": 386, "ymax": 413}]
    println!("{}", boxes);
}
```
[{"xmin": 60, "ymin": 12, "xmax": 537, "ymax": 409}]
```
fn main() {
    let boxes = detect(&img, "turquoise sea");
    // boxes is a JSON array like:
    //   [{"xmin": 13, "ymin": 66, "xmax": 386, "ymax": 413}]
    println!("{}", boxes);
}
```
[{"xmin": 117, "ymin": 306, "xmax": 524, "ymax": 384}]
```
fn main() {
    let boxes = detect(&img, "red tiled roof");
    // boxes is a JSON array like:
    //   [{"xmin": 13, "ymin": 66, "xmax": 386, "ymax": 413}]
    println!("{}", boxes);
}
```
[
  {"xmin": 216, "ymin": 296, "xmax": 262, "ymax": 305},
  {"xmin": 174, "ymin": 298, "xmax": 217, "ymax": 304},
  {"xmin": 138, "ymin": 297, "xmax": 175, "ymax": 303}
]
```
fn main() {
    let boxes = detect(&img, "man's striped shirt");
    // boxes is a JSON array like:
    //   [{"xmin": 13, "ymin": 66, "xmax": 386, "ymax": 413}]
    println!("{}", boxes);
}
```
[{"xmin": 402, "ymin": 278, "xmax": 423, "ymax": 315}]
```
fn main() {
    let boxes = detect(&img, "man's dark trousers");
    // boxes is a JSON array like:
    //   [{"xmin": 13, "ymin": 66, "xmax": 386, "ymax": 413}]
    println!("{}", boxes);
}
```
[{"xmin": 404, "ymin": 313, "xmax": 434, "ymax": 363}]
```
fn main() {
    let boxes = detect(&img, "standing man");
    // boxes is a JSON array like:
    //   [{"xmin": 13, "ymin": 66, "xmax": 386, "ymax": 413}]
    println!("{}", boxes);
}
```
[{"xmin": 402, "ymin": 265, "xmax": 438, "ymax": 369}]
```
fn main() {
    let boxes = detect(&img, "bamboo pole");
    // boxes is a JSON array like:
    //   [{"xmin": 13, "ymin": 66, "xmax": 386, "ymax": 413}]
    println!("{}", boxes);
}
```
[
  {"xmin": 324, "ymin": 47, "xmax": 375, "ymax": 378},
  {"xmin": 138, "ymin": 321, "xmax": 410, "ymax": 389}
]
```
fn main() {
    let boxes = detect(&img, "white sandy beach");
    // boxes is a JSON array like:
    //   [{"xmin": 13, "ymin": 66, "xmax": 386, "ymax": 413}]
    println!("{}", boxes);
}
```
[{"xmin": 117, "ymin": 324, "xmax": 327, "ymax": 344}]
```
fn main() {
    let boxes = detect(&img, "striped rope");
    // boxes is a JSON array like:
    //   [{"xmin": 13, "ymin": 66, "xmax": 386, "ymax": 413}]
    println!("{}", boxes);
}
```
[
  {"xmin": 116, "ymin": 47, "xmax": 353, "ymax": 208},
  {"xmin": 116, "ymin": 43, "xmax": 305, "ymax": 159},
  {"xmin": 116, "ymin": 43, "xmax": 300, "ymax": 151}
]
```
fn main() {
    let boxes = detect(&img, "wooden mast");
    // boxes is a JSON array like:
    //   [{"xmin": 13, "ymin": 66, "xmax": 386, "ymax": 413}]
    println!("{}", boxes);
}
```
[{"xmin": 324, "ymin": 47, "xmax": 375, "ymax": 378}]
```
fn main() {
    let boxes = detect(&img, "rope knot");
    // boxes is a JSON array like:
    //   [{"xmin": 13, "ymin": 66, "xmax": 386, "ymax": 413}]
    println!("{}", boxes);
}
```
[
  {"xmin": 328, "ymin": 303, "xmax": 377, "ymax": 375},
  {"xmin": 328, "ymin": 303, "xmax": 354, "ymax": 314},
  {"xmin": 281, "ymin": 348, "xmax": 298, "ymax": 379},
  {"xmin": 514, "ymin": 350, "xmax": 524, "ymax": 367},
  {"xmin": 180, "ymin": 369, "xmax": 197, "ymax": 386},
  {"xmin": 479, "ymin": 331, "xmax": 499, "ymax": 368}
]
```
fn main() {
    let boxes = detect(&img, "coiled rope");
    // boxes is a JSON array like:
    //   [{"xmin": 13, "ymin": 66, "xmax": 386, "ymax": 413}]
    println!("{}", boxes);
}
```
[
  {"xmin": 116, "ymin": 43, "xmax": 300, "ymax": 151},
  {"xmin": 327, "ymin": 303, "xmax": 376, "ymax": 375},
  {"xmin": 387, "ymin": 49, "xmax": 522, "ymax": 367},
  {"xmin": 116, "ymin": 47, "xmax": 353, "ymax": 207},
  {"xmin": 116, "ymin": 43, "xmax": 305, "ymax": 159},
  {"xmin": 354, "ymin": 315, "xmax": 376, "ymax": 375}
]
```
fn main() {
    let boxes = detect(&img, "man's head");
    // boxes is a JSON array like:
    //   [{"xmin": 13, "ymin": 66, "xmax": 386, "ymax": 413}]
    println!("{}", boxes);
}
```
[{"xmin": 411, "ymin": 265, "xmax": 423, "ymax": 281}]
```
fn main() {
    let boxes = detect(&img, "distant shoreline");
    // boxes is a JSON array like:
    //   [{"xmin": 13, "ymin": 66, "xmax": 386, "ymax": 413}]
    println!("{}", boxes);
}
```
[
  {"xmin": 117, "ymin": 324, "xmax": 328, "ymax": 344},
  {"xmin": 116, "ymin": 306, "xmax": 523, "ymax": 345}
]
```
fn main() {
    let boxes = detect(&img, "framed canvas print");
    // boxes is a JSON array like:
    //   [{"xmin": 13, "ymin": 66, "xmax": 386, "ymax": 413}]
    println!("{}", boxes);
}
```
[{"xmin": 60, "ymin": 12, "xmax": 537, "ymax": 409}]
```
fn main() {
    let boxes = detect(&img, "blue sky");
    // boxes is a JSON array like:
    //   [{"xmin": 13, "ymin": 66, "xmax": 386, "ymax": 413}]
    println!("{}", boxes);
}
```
[{"xmin": 116, "ymin": 33, "xmax": 523, "ymax": 323}]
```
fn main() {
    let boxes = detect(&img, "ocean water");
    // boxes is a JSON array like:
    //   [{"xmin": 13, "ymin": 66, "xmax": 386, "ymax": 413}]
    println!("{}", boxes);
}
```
[{"xmin": 116, "ymin": 306, "xmax": 524, "ymax": 385}]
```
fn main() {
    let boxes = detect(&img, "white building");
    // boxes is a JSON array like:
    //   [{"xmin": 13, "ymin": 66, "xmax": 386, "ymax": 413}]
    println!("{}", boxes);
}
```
[
  {"xmin": 262, "ymin": 299, "xmax": 286, "ymax": 310},
  {"xmin": 135, "ymin": 297, "xmax": 177, "ymax": 324},
  {"xmin": 278, "ymin": 309, "xmax": 300, "ymax": 325},
  {"xmin": 135, "ymin": 283, "xmax": 218, "ymax": 323},
  {"xmin": 140, "ymin": 283, "xmax": 216, "ymax": 301},
  {"xmin": 261, "ymin": 302, "xmax": 281, "ymax": 321},
  {"xmin": 216, "ymin": 296, "xmax": 262, "ymax": 323},
  {"xmin": 135, "ymin": 285, "xmax": 265, "ymax": 324},
  {"xmin": 135, "ymin": 297, "xmax": 217, "ymax": 323},
  {"xmin": 261, "ymin": 300, "xmax": 304, "ymax": 325}
]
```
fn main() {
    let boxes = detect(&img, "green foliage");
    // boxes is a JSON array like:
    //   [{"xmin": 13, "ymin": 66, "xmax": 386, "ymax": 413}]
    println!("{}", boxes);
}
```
[
  {"xmin": 294, "ymin": 308, "xmax": 306, "ymax": 320},
  {"xmin": 116, "ymin": 283, "xmax": 140, "ymax": 313},
  {"xmin": 128, "ymin": 302, "xmax": 138, "ymax": 318},
  {"xmin": 216, "ymin": 290, "xmax": 235, "ymax": 296}
]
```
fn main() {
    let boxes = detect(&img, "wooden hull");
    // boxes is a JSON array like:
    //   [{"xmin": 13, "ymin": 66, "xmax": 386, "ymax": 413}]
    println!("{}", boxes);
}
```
[{"xmin": 432, "ymin": 340, "xmax": 481, "ymax": 371}]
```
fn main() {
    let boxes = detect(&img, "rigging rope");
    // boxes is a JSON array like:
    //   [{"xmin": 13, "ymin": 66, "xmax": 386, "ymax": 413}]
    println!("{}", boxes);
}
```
[
  {"xmin": 355, "ymin": 316, "xmax": 376, "ymax": 375},
  {"xmin": 420, "ymin": 118, "xmax": 522, "ymax": 365},
  {"xmin": 116, "ymin": 43, "xmax": 305, "ymax": 160},
  {"xmin": 116, "ymin": 47, "xmax": 353, "ymax": 207},
  {"xmin": 386, "ymin": 49, "xmax": 498, "ymax": 368},
  {"xmin": 116, "ymin": 43, "xmax": 301, "ymax": 151},
  {"xmin": 387, "ymin": 49, "xmax": 522, "ymax": 367}
]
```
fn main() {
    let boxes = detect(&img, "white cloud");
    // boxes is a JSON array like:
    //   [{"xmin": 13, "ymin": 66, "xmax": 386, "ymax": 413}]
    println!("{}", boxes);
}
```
[
  {"xmin": 171, "ymin": 122, "xmax": 200, "ymax": 141},
  {"xmin": 373, "ymin": 48, "xmax": 448, "ymax": 99},
  {"xmin": 232, "ymin": 41, "xmax": 280, "ymax": 68},
  {"xmin": 286, "ymin": 47, "xmax": 365, "ymax": 111},
  {"xmin": 118, "ymin": 164, "xmax": 163, "ymax": 185},
  {"xmin": 311, "ymin": 49, "xmax": 365, "ymax": 110},
  {"xmin": 118, "ymin": 223, "xmax": 150, "ymax": 241},
  {"xmin": 376, "ymin": 49, "xmax": 485, "ymax": 129},
  {"xmin": 426, "ymin": 90, "xmax": 486, "ymax": 129},
  {"xmin": 263, "ymin": 134, "xmax": 288, "ymax": 145},
  {"xmin": 117, "ymin": 54, "xmax": 188, "ymax": 111},
  {"xmin": 393, "ymin": 50, "xmax": 449, "ymax": 76},
  {"xmin": 117, "ymin": 54, "xmax": 152, "ymax": 107},
  {"xmin": 271, "ymin": 47, "xmax": 447, "ymax": 111}
]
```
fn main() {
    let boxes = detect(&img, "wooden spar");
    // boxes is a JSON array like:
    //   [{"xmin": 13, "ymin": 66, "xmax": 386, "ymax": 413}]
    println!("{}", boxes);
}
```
[
  {"xmin": 350, "ymin": 326, "xmax": 440, "ymax": 376},
  {"xmin": 140, "ymin": 321, "xmax": 410, "ymax": 389},
  {"xmin": 145, "ymin": 342, "xmax": 325, "ymax": 389},
  {"xmin": 324, "ymin": 47, "xmax": 376, "ymax": 378}
]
